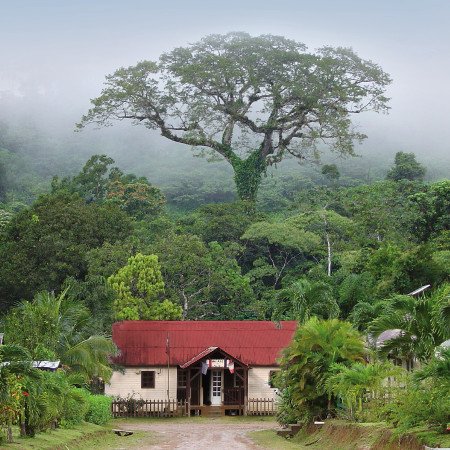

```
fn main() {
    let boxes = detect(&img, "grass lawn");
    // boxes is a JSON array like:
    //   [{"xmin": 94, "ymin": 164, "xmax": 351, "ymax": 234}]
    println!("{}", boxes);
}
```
[
  {"xmin": 250, "ymin": 429, "xmax": 308, "ymax": 449},
  {"xmin": 3, "ymin": 422, "xmax": 157, "ymax": 449}
]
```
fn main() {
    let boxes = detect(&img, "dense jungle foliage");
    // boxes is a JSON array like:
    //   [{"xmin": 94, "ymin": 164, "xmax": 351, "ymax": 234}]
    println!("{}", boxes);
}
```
[{"xmin": 0, "ymin": 144, "xmax": 449, "ymax": 443}]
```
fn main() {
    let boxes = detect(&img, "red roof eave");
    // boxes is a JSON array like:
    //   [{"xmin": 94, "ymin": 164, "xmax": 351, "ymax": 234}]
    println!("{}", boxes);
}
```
[{"xmin": 179, "ymin": 346, "xmax": 249, "ymax": 369}]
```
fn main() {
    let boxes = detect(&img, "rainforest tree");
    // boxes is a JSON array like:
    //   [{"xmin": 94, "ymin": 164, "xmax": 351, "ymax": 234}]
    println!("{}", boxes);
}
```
[
  {"xmin": 78, "ymin": 32, "xmax": 391, "ymax": 201},
  {"xmin": 108, "ymin": 253, "xmax": 182, "ymax": 320},
  {"xmin": 0, "ymin": 191, "xmax": 132, "ymax": 309}
]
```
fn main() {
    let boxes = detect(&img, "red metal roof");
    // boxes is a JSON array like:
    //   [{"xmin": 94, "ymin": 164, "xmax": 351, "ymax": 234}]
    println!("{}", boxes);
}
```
[{"xmin": 112, "ymin": 321, "xmax": 297, "ymax": 367}]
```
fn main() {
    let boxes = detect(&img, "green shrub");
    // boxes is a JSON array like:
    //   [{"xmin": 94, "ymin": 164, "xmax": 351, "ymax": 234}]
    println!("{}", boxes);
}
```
[
  {"xmin": 84, "ymin": 394, "xmax": 112, "ymax": 425},
  {"xmin": 61, "ymin": 388, "xmax": 89, "ymax": 427},
  {"xmin": 388, "ymin": 350, "xmax": 450, "ymax": 434},
  {"xmin": 389, "ymin": 381, "xmax": 450, "ymax": 433}
]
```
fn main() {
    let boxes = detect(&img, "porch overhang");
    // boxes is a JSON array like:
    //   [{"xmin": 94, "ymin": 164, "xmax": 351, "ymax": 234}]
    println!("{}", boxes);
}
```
[{"xmin": 179, "ymin": 346, "xmax": 248, "ymax": 369}]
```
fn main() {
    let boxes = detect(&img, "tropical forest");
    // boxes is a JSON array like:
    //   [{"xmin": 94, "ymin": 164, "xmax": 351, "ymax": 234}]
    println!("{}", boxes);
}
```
[{"xmin": 0, "ymin": 4, "xmax": 449, "ymax": 449}]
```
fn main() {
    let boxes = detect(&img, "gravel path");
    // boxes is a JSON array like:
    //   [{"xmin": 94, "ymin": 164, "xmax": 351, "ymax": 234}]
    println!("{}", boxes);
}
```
[{"xmin": 114, "ymin": 418, "xmax": 278, "ymax": 449}]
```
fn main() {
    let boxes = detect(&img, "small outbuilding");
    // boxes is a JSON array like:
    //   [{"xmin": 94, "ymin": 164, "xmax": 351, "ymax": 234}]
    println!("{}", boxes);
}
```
[{"xmin": 106, "ymin": 320, "xmax": 297, "ymax": 416}]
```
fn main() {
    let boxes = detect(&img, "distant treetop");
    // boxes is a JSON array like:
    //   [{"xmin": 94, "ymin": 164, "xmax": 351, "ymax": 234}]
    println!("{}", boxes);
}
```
[
  {"xmin": 386, "ymin": 151, "xmax": 426, "ymax": 182},
  {"xmin": 78, "ymin": 32, "xmax": 391, "ymax": 201}
]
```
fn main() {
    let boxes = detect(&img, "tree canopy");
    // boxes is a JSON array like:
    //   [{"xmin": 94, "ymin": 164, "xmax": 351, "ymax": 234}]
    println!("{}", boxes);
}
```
[
  {"xmin": 78, "ymin": 32, "xmax": 391, "ymax": 201},
  {"xmin": 386, "ymin": 151, "xmax": 426, "ymax": 182},
  {"xmin": 108, "ymin": 252, "xmax": 182, "ymax": 320},
  {"xmin": 0, "ymin": 191, "xmax": 132, "ymax": 309}
]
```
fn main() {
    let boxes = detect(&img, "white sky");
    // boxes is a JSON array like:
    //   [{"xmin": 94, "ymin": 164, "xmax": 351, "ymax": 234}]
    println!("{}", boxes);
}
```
[{"xmin": 1, "ymin": 0, "xmax": 449, "ymax": 161}]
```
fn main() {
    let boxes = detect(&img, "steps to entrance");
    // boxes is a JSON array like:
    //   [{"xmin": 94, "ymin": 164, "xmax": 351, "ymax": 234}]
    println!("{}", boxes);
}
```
[
  {"xmin": 201, "ymin": 406, "xmax": 224, "ymax": 417},
  {"xmin": 189, "ymin": 404, "xmax": 245, "ymax": 416}
]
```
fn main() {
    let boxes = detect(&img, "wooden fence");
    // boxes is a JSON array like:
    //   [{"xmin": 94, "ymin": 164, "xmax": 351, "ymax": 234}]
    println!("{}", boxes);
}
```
[
  {"xmin": 247, "ymin": 398, "xmax": 278, "ymax": 416},
  {"xmin": 111, "ymin": 399, "xmax": 187, "ymax": 418},
  {"xmin": 112, "ymin": 398, "xmax": 278, "ymax": 417}
]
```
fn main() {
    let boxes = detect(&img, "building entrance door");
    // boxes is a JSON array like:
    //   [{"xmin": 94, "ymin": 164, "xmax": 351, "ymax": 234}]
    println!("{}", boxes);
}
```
[{"xmin": 210, "ymin": 370, "xmax": 222, "ymax": 405}]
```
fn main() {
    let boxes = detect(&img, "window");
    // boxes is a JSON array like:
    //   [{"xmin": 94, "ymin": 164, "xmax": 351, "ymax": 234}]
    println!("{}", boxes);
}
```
[
  {"xmin": 177, "ymin": 370, "xmax": 187, "ymax": 388},
  {"xmin": 141, "ymin": 371, "xmax": 155, "ymax": 388}
]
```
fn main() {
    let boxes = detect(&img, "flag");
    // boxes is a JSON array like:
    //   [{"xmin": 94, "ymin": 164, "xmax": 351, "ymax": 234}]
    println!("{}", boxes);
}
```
[
  {"xmin": 165, "ymin": 333, "xmax": 170, "ymax": 357},
  {"xmin": 228, "ymin": 359, "xmax": 235, "ymax": 374},
  {"xmin": 201, "ymin": 361, "xmax": 208, "ymax": 375}
]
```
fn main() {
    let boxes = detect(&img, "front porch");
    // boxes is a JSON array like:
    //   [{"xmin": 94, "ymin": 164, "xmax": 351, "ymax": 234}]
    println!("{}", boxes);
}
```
[{"xmin": 177, "ymin": 347, "xmax": 248, "ymax": 416}]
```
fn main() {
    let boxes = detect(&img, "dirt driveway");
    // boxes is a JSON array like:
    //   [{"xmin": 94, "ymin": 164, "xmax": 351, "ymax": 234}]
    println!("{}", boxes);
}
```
[{"xmin": 114, "ymin": 418, "xmax": 278, "ymax": 449}]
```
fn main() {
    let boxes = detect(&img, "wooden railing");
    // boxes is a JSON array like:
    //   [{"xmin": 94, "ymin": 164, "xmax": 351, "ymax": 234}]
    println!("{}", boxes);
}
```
[
  {"xmin": 247, "ymin": 398, "xmax": 277, "ymax": 416},
  {"xmin": 224, "ymin": 387, "xmax": 244, "ymax": 405},
  {"xmin": 111, "ymin": 399, "xmax": 187, "ymax": 418}
]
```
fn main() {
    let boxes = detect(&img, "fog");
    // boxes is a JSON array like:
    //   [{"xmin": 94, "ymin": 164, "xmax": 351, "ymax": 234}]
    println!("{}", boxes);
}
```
[{"xmin": 1, "ymin": 0, "xmax": 449, "ymax": 189}]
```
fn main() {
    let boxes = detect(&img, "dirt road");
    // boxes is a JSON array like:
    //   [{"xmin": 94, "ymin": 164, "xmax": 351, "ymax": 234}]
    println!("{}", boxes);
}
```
[{"xmin": 113, "ymin": 418, "xmax": 278, "ymax": 449}]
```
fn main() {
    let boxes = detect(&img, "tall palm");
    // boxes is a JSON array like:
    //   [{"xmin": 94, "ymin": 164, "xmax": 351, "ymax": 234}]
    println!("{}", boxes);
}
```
[
  {"xmin": 63, "ymin": 335, "xmax": 116, "ymax": 382},
  {"xmin": 2, "ymin": 290, "xmax": 116, "ymax": 382},
  {"xmin": 279, "ymin": 318, "xmax": 365, "ymax": 421},
  {"xmin": 413, "ymin": 347, "xmax": 450, "ymax": 383},
  {"xmin": 0, "ymin": 344, "xmax": 35, "ymax": 402},
  {"xmin": 273, "ymin": 279, "xmax": 339, "ymax": 323},
  {"xmin": 369, "ymin": 284, "xmax": 450, "ymax": 362},
  {"xmin": 0, "ymin": 344, "xmax": 39, "ymax": 442}
]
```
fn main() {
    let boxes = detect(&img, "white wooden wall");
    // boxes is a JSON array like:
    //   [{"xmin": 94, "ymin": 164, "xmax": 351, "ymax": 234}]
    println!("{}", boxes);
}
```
[
  {"xmin": 106, "ymin": 365, "xmax": 281, "ymax": 402},
  {"xmin": 105, "ymin": 367, "xmax": 178, "ymax": 401},
  {"xmin": 248, "ymin": 367, "xmax": 279, "ymax": 400}
]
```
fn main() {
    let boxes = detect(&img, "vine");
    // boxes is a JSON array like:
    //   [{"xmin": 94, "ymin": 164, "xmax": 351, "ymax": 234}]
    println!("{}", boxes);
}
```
[{"xmin": 229, "ymin": 150, "xmax": 267, "ymax": 202}]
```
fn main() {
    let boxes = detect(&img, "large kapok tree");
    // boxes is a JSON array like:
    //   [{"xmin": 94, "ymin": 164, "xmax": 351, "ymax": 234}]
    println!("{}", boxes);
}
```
[{"xmin": 78, "ymin": 32, "xmax": 391, "ymax": 201}]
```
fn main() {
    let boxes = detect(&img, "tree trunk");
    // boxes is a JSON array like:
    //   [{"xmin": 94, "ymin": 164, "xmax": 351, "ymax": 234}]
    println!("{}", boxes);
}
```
[
  {"xmin": 230, "ymin": 151, "xmax": 266, "ymax": 202},
  {"xmin": 325, "ymin": 232, "xmax": 332, "ymax": 277},
  {"xmin": 181, "ymin": 290, "xmax": 188, "ymax": 320},
  {"xmin": 22, "ymin": 403, "xmax": 35, "ymax": 437},
  {"xmin": 6, "ymin": 426, "xmax": 13, "ymax": 443}
]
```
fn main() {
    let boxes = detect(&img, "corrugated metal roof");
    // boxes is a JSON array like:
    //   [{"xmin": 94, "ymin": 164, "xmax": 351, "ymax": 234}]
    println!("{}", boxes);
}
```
[
  {"xmin": 408, "ymin": 285, "xmax": 431, "ymax": 296},
  {"xmin": 32, "ymin": 361, "xmax": 60, "ymax": 370},
  {"xmin": 112, "ymin": 321, "xmax": 297, "ymax": 367},
  {"xmin": 375, "ymin": 329, "xmax": 403, "ymax": 347}
]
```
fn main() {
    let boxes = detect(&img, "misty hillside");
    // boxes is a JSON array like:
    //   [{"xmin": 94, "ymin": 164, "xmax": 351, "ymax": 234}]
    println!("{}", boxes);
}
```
[{"xmin": 0, "ymin": 2, "xmax": 449, "ymax": 448}]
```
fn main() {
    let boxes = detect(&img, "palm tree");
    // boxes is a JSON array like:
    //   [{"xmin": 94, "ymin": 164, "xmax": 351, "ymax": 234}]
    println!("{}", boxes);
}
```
[
  {"xmin": 2, "ymin": 290, "xmax": 117, "ymax": 383},
  {"xmin": 325, "ymin": 361, "xmax": 401, "ymax": 419},
  {"xmin": 413, "ymin": 347, "xmax": 450, "ymax": 383},
  {"xmin": 273, "ymin": 278, "xmax": 339, "ymax": 323},
  {"xmin": 369, "ymin": 284, "xmax": 450, "ymax": 362},
  {"xmin": 278, "ymin": 318, "xmax": 365, "ymax": 423},
  {"xmin": 63, "ymin": 335, "xmax": 116, "ymax": 382},
  {"xmin": 0, "ymin": 344, "xmax": 37, "ymax": 442}
]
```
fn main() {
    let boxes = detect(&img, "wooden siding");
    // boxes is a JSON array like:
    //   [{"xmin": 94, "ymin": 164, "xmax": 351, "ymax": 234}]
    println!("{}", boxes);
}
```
[
  {"xmin": 105, "ymin": 367, "xmax": 178, "ymax": 400},
  {"xmin": 248, "ymin": 367, "xmax": 279, "ymax": 400}
]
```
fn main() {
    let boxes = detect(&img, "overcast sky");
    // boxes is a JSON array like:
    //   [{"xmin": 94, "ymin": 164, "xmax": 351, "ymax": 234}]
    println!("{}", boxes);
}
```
[{"xmin": 1, "ymin": 0, "xmax": 450, "ymax": 159}]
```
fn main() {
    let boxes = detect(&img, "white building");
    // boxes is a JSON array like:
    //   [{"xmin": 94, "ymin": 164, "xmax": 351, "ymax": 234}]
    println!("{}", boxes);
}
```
[{"xmin": 106, "ymin": 320, "xmax": 297, "ymax": 416}]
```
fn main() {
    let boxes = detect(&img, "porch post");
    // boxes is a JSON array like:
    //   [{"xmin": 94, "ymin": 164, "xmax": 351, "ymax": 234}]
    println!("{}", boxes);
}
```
[
  {"xmin": 243, "ymin": 367, "xmax": 248, "ymax": 416},
  {"xmin": 186, "ymin": 368, "xmax": 191, "ymax": 417}
]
